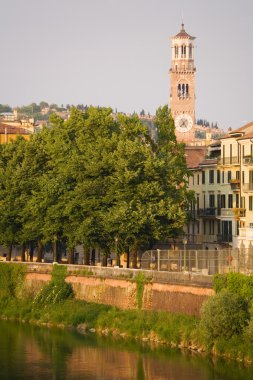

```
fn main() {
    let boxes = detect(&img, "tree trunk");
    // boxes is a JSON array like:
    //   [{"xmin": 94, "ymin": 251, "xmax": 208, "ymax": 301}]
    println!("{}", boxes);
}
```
[
  {"xmin": 6, "ymin": 244, "xmax": 13, "ymax": 262},
  {"xmin": 52, "ymin": 240, "xmax": 61, "ymax": 263},
  {"xmin": 126, "ymin": 247, "xmax": 130, "ymax": 268},
  {"xmin": 132, "ymin": 249, "xmax": 138, "ymax": 269},
  {"xmin": 21, "ymin": 244, "xmax": 26, "ymax": 262},
  {"xmin": 102, "ymin": 253, "xmax": 108, "ymax": 267},
  {"xmin": 29, "ymin": 242, "xmax": 34, "ymax": 262},
  {"xmin": 36, "ymin": 240, "xmax": 44, "ymax": 262},
  {"xmin": 84, "ymin": 246, "xmax": 90, "ymax": 265},
  {"xmin": 68, "ymin": 247, "xmax": 74, "ymax": 264}
]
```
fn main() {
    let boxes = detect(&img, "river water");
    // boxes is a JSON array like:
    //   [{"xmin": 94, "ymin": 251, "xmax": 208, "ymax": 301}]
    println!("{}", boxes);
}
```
[{"xmin": 0, "ymin": 320, "xmax": 252, "ymax": 380}]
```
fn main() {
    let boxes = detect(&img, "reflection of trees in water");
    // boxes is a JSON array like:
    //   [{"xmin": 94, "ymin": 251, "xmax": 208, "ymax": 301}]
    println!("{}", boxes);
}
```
[{"xmin": 0, "ymin": 321, "xmax": 253, "ymax": 379}]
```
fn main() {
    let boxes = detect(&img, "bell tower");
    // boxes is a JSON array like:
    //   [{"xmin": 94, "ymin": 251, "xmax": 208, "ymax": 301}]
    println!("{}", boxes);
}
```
[{"xmin": 169, "ymin": 24, "xmax": 196, "ymax": 143}]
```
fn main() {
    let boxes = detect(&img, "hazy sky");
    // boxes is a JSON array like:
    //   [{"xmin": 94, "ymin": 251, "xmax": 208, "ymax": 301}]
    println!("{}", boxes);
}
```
[{"xmin": 1, "ymin": 0, "xmax": 252, "ymax": 130}]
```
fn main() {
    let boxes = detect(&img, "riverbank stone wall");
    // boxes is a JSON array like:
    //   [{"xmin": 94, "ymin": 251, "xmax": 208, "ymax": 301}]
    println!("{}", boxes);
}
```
[{"xmin": 12, "ymin": 262, "xmax": 214, "ymax": 316}]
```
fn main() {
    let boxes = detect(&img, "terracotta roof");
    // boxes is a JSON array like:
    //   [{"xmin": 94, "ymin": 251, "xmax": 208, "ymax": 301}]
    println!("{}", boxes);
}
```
[
  {"xmin": 231, "ymin": 121, "xmax": 253, "ymax": 134},
  {"xmin": 237, "ymin": 131, "xmax": 253, "ymax": 141},
  {"xmin": 200, "ymin": 158, "xmax": 218, "ymax": 166},
  {"xmin": 221, "ymin": 121, "xmax": 253, "ymax": 139},
  {"xmin": 0, "ymin": 123, "xmax": 30, "ymax": 135},
  {"xmin": 173, "ymin": 24, "xmax": 195, "ymax": 39},
  {"xmin": 185, "ymin": 146, "xmax": 207, "ymax": 169}
]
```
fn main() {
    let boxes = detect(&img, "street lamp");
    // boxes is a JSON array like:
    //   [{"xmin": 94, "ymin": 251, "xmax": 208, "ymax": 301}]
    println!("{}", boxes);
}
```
[{"xmin": 183, "ymin": 237, "xmax": 188, "ymax": 272}]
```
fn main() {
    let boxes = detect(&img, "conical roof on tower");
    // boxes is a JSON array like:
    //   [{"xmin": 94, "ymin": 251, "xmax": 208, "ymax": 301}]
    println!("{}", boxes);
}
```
[{"xmin": 173, "ymin": 23, "xmax": 195, "ymax": 39}]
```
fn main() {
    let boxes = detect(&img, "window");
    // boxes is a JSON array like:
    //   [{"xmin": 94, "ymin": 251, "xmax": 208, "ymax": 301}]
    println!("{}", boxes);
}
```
[
  {"xmin": 178, "ymin": 83, "xmax": 181, "ymax": 97},
  {"xmin": 249, "ymin": 196, "xmax": 253, "ymax": 211},
  {"xmin": 202, "ymin": 171, "xmax": 205, "ymax": 184},
  {"xmin": 209, "ymin": 170, "xmax": 214, "ymax": 184},
  {"xmin": 175, "ymin": 45, "xmax": 178, "ymax": 58},
  {"xmin": 221, "ymin": 194, "xmax": 226, "ymax": 208},
  {"xmin": 236, "ymin": 171, "xmax": 240, "ymax": 180},
  {"xmin": 230, "ymin": 144, "xmax": 232, "ymax": 164},
  {"xmin": 209, "ymin": 194, "xmax": 215, "ymax": 208},
  {"xmin": 217, "ymin": 194, "xmax": 221, "ymax": 215},
  {"xmin": 181, "ymin": 45, "xmax": 186, "ymax": 57},
  {"xmin": 217, "ymin": 170, "xmax": 220, "ymax": 183},
  {"xmin": 192, "ymin": 174, "xmax": 195, "ymax": 186},
  {"xmin": 197, "ymin": 174, "xmax": 199, "ymax": 185},
  {"xmin": 227, "ymin": 171, "xmax": 232, "ymax": 182},
  {"xmin": 242, "ymin": 171, "xmax": 245, "ymax": 184},
  {"xmin": 222, "ymin": 171, "xmax": 225, "ymax": 183},
  {"xmin": 236, "ymin": 221, "xmax": 239, "ymax": 236},
  {"xmin": 228, "ymin": 194, "xmax": 233, "ymax": 208},
  {"xmin": 236, "ymin": 193, "xmax": 240, "ymax": 208},
  {"xmin": 241, "ymin": 196, "xmax": 245, "ymax": 208}
]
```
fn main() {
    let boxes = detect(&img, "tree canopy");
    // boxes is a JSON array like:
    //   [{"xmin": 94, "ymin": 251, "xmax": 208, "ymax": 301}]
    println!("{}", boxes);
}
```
[{"xmin": 0, "ymin": 105, "xmax": 191, "ymax": 265}]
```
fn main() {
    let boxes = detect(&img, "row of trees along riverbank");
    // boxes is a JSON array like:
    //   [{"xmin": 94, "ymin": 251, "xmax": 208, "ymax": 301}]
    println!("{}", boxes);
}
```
[{"xmin": 0, "ymin": 105, "xmax": 193, "ymax": 265}]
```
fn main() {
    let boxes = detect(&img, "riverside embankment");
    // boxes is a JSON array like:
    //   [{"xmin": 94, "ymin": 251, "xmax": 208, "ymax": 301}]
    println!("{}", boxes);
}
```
[
  {"xmin": 1, "ymin": 262, "xmax": 253, "ymax": 365},
  {"xmin": 23, "ymin": 261, "xmax": 214, "ymax": 316}
]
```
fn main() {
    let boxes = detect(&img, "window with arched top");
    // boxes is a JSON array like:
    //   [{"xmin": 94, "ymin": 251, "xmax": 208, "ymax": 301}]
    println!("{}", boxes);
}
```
[
  {"xmin": 178, "ymin": 83, "xmax": 181, "ymax": 97},
  {"xmin": 178, "ymin": 82, "xmax": 189, "ymax": 98},
  {"xmin": 186, "ymin": 84, "xmax": 189, "ymax": 96},
  {"xmin": 175, "ymin": 45, "xmax": 178, "ymax": 58},
  {"xmin": 189, "ymin": 44, "xmax": 193, "ymax": 58},
  {"xmin": 181, "ymin": 45, "xmax": 186, "ymax": 58}
]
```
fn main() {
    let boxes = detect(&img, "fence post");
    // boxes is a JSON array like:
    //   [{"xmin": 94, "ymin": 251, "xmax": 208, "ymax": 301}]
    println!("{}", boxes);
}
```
[{"xmin": 157, "ymin": 249, "xmax": 160, "ymax": 271}]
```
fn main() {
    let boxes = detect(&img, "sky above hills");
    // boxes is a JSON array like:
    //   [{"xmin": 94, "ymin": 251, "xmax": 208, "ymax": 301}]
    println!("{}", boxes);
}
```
[{"xmin": 1, "ymin": 0, "xmax": 252, "ymax": 131}]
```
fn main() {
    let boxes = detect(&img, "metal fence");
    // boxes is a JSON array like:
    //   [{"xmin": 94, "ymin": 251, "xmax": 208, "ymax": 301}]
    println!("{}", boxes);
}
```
[{"xmin": 140, "ymin": 248, "xmax": 253, "ymax": 275}]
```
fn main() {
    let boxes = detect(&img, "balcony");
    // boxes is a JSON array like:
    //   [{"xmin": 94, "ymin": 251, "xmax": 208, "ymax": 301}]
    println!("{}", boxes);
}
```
[
  {"xmin": 229, "ymin": 179, "xmax": 240, "ymax": 191},
  {"xmin": 218, "ymin": 157, "xmax": 239, "ymax": 166},
  {"xmin": 219, "ymin": 208, "xmax": 234, "ymax": 218},
  {"xmin": 242, "ymin": 183, "xmax": 253, "ymax": 193},
  {"xmin": 203, "ymin": 234, "xmax": 218, "ymax": 243},
  {"xmin": 217, "ymin": 234, "xmax": 233, "ymax": 243},
  {"xmin": 232, "ymin": 208, "xmax": 246, "ymax": 220},
  {"xmin": 197, "ymin": 208, "xmax": 217, "ymax": 218},
  {"xmin": 243, "ymin": 156, "xmax": 253, "ymax": 165},
  {"xmin": 238, "ymin": 228, "xmax": 253, "ymax": 239}
]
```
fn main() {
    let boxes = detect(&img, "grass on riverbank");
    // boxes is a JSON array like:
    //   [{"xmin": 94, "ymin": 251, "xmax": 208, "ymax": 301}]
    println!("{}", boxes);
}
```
[{"xmin": 1, "ymin": 263, "xmax": 253, "ymax": 365}]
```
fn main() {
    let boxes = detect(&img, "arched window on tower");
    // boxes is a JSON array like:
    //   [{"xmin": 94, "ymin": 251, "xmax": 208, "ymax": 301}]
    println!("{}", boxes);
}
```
[
  {"xmin": 182, "ymin": 84, "xmax": 185, "ymax": 97},
  {"xmin": 186, "ymin": 84, "xmax": 189, "ymax": 97},
  {"xmin": 189, "ymin": 44, "xmax": 193, "ymax": 59},
  {"xmin": 178, "ymin": 84, "xmax": 181, "ymax": 97},
  {"xmin": 181, "ymin": 45, "xmax": 186, "ymax": 58},
  {"xmin": 175, "ymin": 45, "xmax": 178, "ymax": 58}
]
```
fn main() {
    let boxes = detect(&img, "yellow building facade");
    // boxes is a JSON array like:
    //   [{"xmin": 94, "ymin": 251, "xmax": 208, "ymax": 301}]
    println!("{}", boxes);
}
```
[{"xmin": 186, "ymin": 122, "xmax": 253, "ymax": 250}]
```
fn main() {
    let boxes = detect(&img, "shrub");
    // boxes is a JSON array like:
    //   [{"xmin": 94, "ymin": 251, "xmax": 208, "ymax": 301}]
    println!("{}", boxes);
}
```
[
  {"xmin": 213, "ymin": 273, "xmax": 253, "ymax": 303},
  {"xmin": 200, "ymin": 289, "xmax": 249, "ymax": 344}
]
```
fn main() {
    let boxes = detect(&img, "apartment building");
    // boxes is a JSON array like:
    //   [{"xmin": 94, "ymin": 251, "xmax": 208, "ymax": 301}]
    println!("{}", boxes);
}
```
[{"xmin": 186, "ymin": 121, "xmax": 253, "ymax": 250}]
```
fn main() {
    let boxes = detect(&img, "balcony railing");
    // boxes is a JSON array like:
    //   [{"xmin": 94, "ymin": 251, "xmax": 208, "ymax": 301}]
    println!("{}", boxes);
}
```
[
  {"xmin": 219, "ymin": 208, "xmax": 234, "ymax": 218},
  {"xmin": 242, "ymin": 183, "xmax": 253, "ymax": 192},
  {"xmin": 197, "ymin": 208, "xmax": 217, "ymax": 217},
  {"xmin": 229, "ymin": 179, "xmax": 240, "ymax": 191},
  {"xmin": 243, "ymin": 156, "xmax": 253, "ymax": 165},
  {"xmin": 239, "ymin": 228, "xmax": 253, "ymax": 239},
  {"xmin": 218, "ymin": 157, "xmax": 239, "ymax": 165},
  {"xmin": 217, "ymin": 234, "xmax": 233, "ymax": 243},
  {"xmin": 232, "ymin": 208, "xmax": 246, "ymax": 220}
]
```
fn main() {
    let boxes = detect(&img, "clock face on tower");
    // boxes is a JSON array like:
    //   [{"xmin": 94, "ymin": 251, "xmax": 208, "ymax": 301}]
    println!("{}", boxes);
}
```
[{"xmin": 175, "ymin": 114, "xmax": 193, "ymax": 133}]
